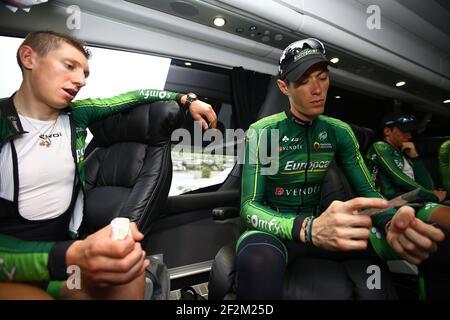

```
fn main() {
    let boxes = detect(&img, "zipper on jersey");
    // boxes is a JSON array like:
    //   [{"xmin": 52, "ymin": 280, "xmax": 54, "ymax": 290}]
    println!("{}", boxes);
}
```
[{"xmin": 298, "ymin": 125, "xmax": 311, "ymax": 215}]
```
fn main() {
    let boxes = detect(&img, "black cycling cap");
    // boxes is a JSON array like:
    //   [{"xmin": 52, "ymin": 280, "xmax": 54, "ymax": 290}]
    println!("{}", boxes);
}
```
[
  {"xmin": 381, "ymin": 113, "xmax": 418, "ymax": 132},
  {"xmin": 278, "ymin": 38, "xmax": 329, "ymax": 82}
]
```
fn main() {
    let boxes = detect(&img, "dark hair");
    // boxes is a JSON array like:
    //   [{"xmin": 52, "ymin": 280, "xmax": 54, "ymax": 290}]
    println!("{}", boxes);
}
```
[{"xmin": 16, "ymin": 30, "xmax": 91, "ymax": 71}]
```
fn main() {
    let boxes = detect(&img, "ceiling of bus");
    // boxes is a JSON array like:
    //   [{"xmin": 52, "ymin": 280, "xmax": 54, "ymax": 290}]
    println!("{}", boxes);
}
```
[
  {"xmin": 396, "ymin": 0, "xmax": 450, "ymax": 37},
  {"xmin": 1, "ymin": 0, "xmax": 449, "ymax": 117},
  {"xmin": 125, "ymin": 0, "xmax": 450, "ymax": 114}
]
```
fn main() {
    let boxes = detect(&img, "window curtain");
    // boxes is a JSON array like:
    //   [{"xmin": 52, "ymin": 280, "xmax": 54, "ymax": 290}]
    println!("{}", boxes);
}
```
[{"xmin": 230, "ymin": 67, "xmax": 271, "ymax": 131}]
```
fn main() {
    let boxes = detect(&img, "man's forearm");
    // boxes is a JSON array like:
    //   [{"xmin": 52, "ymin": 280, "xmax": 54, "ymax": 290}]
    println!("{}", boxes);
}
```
[{"xmin": 71, "ymin": 89, "xmax": 187, "ymax": 127}]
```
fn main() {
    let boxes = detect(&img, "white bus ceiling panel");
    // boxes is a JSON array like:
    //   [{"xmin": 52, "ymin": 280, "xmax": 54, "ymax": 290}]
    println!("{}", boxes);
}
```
[
  {"xmin": 280, "ymin": 0, "xmax": 450, "ymax": 75},
  {"xmin": 0, "ymin": 1, "xmax": 278, "ymax": 75},
  {"xmin": 217, "ymin": 0, "xmax": 450, "ymax": 90}
]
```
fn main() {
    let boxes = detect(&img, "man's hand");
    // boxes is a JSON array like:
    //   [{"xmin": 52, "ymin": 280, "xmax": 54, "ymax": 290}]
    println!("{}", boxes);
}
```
[
  {"xmin": 311, "ymin": 197, "xmax": 389, "ymax": 251},
  {"xmin": 401, "ymin": 142, "xmax": 419, "ymax": 158},
  {"xmin": 188, "ymin": 99, "xmax": 217, "ymax": 130},
  {"xmin": 431, "ymin": 190, "xmax": 447, "ymax": 203},
  {"xmin": 386, "ymin": 206, "xmax": 445, "ymax": 265},
  {"xmin": 66, "ymin": 222, "xmax": 149, "ymax": 287}
]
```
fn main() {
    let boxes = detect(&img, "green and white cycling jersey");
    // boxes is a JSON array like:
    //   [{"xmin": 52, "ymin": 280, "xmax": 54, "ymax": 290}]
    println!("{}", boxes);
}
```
[
  {"xmin": 439, "ymin": 140, "xmax": 450, "ymax": 193},
  {"xmin": 240, "ymin": 110, "xmax": 395, "ymax": 243},
  {"xmin": 366, "ymin": 141, "xmax": 439, "ymax": 202},
  {"xmin": 0, "ymin": 89, "xmax": 184, "ymax": 284}
]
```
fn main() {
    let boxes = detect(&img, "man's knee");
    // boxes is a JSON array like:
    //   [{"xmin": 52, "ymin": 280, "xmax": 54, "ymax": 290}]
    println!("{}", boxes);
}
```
[{"xmin": 236, "ymin": 232, "xmax": 287, "ymax": 272}]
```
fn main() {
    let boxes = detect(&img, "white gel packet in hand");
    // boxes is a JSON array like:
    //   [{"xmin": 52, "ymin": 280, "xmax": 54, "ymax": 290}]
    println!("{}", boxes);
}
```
[{"xmin": 111, "ymin": 217, "xmax": 131, "ymax": 240}]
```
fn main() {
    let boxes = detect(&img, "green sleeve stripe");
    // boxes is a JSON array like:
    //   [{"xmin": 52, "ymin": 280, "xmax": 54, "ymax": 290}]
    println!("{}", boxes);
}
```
[
  {"xmin": 249, "ymin": 124, "xmax": 275, "ymax": 200},
  {"xmin": 329, "ymin": 120, "xmax": 376, "ymax": 189},
  {"xmin": 373, "ymin": 144, "xmax": 426, "ymax": 191},
  {"xmin": 71, "ymin": 90, "xmax": 177, "ymax": 109},
  {"xmin": 251, "ymin": 130, "xmax": 263, "ymax": 201},
  {"xmin": 71, "ymin": 98, "xmax": 140, "ymax": 109}
]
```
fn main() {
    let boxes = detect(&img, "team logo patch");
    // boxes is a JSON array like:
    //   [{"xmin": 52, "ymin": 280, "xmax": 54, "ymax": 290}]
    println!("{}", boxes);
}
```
[
  {"xmin": 282, "ymin": 136, "xmax": 290, "ymax": 143},
  {"xmin": 275, "ymin": 187, "xmax": 284, "ymax": 196},
  {"xmin": 318, "ymin": 131, "xmax": 327, "ymax": 141},
  {"xmin": 314, "ymin": 142, "xmax": 320, "ymax": 151}
]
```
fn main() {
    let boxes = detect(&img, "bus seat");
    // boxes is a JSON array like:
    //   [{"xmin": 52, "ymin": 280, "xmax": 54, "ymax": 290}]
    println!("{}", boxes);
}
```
[{"xmin": 81, "ymin": 100, "xmax": 183, "ymax": 241}]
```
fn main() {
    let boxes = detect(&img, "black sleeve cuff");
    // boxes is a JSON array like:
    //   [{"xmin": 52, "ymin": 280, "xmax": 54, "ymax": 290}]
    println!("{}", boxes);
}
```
[
  {"xmin": 175, "ymin": 93, "xmax": 187, "ymax": 109},
  {"xmin": 375, "ymin": 215, "xmax": 393, "ymax": 236},
  {"xmin": 48, "ymin": 240, "xmax": 75, "ymax": 280},
  {"xmin": 292, "ymin": 215, "xmax": 306, "ymax": 242}
]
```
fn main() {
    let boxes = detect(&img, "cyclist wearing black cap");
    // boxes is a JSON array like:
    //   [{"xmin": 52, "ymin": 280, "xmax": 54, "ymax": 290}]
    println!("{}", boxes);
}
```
[
  {"xmin": 236, "ymin": 38, "xmax": 448, "ymax": 299},
  {"xmin": 366, "ymin": 113, "xmax": 450, "ymax": 233}
]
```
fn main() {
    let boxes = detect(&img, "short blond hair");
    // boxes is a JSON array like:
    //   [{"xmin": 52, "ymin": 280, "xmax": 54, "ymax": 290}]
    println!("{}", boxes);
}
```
[{"xmin": 17, "ymin": 30, "xmax": 91, "ymax": 71}]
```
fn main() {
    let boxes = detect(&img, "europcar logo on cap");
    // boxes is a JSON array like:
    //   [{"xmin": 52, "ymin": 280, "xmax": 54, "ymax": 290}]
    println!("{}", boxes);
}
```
[{"xmin": 293, "ymin": 49, "xmax": 320, "ymax": 62}]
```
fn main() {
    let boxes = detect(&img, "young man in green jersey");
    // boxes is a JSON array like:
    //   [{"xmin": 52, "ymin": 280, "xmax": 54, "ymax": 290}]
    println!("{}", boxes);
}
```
[
  {"xmin": 236, "ymin": 38, "xmax": 448, "ymax": 299},
  {"xmin": 0, "ymin": 31, "xmax": 217, "ymax": 299},
  {"xmin": 366, "ymin": 114, "xmax": 450, "ymax": 229}
]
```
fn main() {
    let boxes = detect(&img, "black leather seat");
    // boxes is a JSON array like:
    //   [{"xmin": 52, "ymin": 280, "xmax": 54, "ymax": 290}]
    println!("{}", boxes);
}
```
[
  {"xmin": 81, "ymin": 100, "xmax": 183, "ymax": 240},
  {"xmin": 349, "ymin": 124, "xmax": 377, "ymax": 155},
  {"xmin": 416, "ymin": 136, "xmax": 450, "ymax": 190}
]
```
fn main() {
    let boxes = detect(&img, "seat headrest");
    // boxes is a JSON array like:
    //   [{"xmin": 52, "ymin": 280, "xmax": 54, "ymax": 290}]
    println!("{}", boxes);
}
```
[
  {"xmin": 89, "ymin": 100, "xmax": 183, "ymax": 147},
  {"xmin": 349, "ymin": 124, "xmax": 377, "ymax": 154},
  {"xmin": 416, "ymin": 136, "xmax": 450, "ymax": 156},
  {"xmin": 256, "ymin": 77, "xmax": 289, "ymax": 120}
]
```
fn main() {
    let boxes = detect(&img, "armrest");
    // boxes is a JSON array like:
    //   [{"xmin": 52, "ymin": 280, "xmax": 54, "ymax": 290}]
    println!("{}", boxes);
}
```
[
  {"xmin": 212, "ymin": 207, "xmax": 239, "ymax": 221},
  {"xmin": 387, "ymin": 260, "xmax": 418, "ymax": 276}
]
